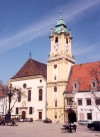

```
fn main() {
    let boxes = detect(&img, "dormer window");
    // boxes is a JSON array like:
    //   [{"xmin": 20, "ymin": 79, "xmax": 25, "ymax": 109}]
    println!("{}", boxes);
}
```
[
  {"xmin": 55, "ymin": 37, "xmax": 58, "ymax": 43},
  {"xmin": 73, "ymin": 80, "xmax": 79, "ymax": 92},
  {"xmin": 91, "ymin": 77, "xmax": 97, "ymax": 91},
  {"xmin": 92, "ymin": 81, "xmax": 96, "ymax": 87},
  {"xmin": 74, "ymin": 83, "xmax": 77, "ymax": 88}
]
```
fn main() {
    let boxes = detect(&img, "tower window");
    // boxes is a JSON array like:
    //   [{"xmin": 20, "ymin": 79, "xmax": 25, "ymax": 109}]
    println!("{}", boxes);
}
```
[
  {"xmin": 55, "ymin": 100, "xmax": 57, "ymax": 107},
  {"xmin": 54, "ymin": 64, "xmax": 57, "ymax": 69},
  {"xmin": 54, "ymin": 75, "xmax": 56, "ymax": 80},
  {"xmin": 54, "ymin": 86, "xmax": 57, "ymax": 92},
  {"xmin": 66, "ymin": 38, "xmax": 68, "ymax": 44},
  {"xmin": 55, "ymin": 37, "xmax": 58, "ymax": 43}
]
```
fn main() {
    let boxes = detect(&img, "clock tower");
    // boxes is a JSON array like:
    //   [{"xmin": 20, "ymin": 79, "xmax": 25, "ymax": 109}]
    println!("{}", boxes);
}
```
[{"xmin": 47, "ymin": 15, "xmax": 75, "ymax": 123}]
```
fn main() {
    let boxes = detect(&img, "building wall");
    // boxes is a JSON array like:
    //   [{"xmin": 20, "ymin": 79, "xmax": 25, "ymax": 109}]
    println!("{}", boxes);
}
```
[
  {"xmin": 75, "ymin": 92, "xmax": 100, "ymax": 121},
  {"xmin": 5, "ymin": 76, "xmax": 47, "ymax": 121}
]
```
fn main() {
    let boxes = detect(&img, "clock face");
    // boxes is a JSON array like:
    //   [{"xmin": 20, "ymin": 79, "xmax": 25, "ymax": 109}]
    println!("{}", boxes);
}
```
[{"xmin": 54, "ymin": 43, "xmax": 58, "ymax": 51}]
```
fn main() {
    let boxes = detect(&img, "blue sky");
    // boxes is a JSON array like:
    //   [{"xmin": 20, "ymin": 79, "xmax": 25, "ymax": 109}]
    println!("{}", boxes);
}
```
[{"xmin": 0, "ymin": 0, "xmax": 100, "ymax": 84}]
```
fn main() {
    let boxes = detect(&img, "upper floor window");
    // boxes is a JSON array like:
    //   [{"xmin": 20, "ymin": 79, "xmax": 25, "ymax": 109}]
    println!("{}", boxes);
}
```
[
  {"xmin": 78, "ymin": 99, "xmax": 82, "ymax": 105},
  {"xmin": 86, "ymin": 98, "xmax": 91, "ymax": 105},
  {"xmin": 67, "ymin": 98, "xmax": 73, "ymax": 105},
  {"xmin": 28, "ymin": 90, "xmax": 31, "ymax": 101},
  {"xmin": 95, "ymin": 98, "xmax": 100, "ymax": 105},
  {"xmin": 23, "ymin": 83, "xmax": 27, "ymax": 88},
  {"xmin": 40, "ymin": 79, "xmax": 42, "ymax": 83},
  {"xmin": 18, "ymin": 91, "xmax": 21, "ymax": 102},
  {"xmin": 39, "ymin": 89, "xmax": 43, "ymax": 101},
  {"xmin": 55, "ymin": 37, "xmax": 58, "ymax": 43},
  {"xmin": 54, "ymin": 86, "xmax": 57, "ymax": 92}
]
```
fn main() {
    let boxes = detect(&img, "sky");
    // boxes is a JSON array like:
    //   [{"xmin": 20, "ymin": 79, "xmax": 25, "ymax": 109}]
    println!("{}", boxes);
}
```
[{"xmin": 0, "ymin": 0, "xmax": 100, "ymax": 84}]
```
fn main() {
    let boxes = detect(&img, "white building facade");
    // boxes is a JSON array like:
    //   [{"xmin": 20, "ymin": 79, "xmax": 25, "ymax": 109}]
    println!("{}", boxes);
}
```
[{"xmin": 5, "ymin": 58, "xmax": 47, "ymax": 121}]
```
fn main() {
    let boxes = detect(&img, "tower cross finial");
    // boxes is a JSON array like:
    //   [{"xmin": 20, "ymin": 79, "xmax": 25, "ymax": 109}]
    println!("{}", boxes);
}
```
[
  {"xmin": 29, "ymin": 50, "xmax": 32, "ymax": 58},
  {"xmin": 60, "ymin": 11, "xmax": 62, "ymax": 16}
]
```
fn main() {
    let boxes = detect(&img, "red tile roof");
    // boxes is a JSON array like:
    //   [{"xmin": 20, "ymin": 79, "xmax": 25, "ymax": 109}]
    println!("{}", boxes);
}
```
[
  {"xmin": 65, "ymin": 61, "xmax": 100, "ymax": 92},
  {"xmin": 11, "ymin": 58, "xmax": 47, "ymax": 79}
]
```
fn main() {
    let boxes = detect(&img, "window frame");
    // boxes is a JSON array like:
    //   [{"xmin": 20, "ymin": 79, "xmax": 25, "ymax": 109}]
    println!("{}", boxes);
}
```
[{"xmin": 39, "ymin": 89, "xmax": 43, "ymax": 101}]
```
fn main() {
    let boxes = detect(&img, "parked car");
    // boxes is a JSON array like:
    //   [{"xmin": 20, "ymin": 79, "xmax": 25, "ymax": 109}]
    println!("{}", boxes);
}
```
[
  {"xmin": 87, "ymin": 121, "xmax": 100, "ymax": 131},
  {"xmin": 78, "ymin": 120, "xmax": 91, "ymax": 125},
  {"xmin": 43, "ymin": 118, "xmax": 52, "ymax": 123},
  {"xmin": 24, "ymin": 118, "xmax": 33, "ymax": 122}
]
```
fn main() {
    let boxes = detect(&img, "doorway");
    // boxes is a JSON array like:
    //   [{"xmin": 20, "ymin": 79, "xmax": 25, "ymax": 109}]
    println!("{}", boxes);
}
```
[
  {"xmin": 22, "ymin": 111, "xmax": 26, "ymax": 119},
  {"xmin": 68, "ymin": 109, "xmax": 76, "ymax": 123}
]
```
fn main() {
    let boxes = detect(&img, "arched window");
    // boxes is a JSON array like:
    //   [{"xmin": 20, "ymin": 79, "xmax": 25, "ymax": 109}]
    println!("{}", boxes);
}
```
[
  {"xmin": 39, "ymin": 89, "xmax": 43, "ymax": 101},
  {"xmin": 28, "ymin": 90, "xmax": 31, "ymax": 101},
  {"xmin": 55, "ymin": 37, "xmax": 58, "ymax": 43},
  {"xmin": 54, "ymin": 64, "xmax": 57, "ymax": 69},
  {"xmin": 54, "ymin": 86, "xmax": 57, "ymax": 92},
  {"xmin": 18, "ymin": 91, "xmax": 21, "ymax": 102}
]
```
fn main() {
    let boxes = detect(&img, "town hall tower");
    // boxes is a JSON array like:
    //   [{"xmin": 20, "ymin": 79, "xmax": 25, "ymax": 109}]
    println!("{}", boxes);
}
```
[{"xmin": 47, "ymin": 15, "xmax": 75, "ymax": 123}]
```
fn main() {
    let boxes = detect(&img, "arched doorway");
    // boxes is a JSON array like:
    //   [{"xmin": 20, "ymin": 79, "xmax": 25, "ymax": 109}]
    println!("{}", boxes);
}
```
[
  {"xmin": 68, "ymin": 108, "xmax": 76, "ymax": 123},
  {"xmin": 22, "ymin": 111, "xmax": 26, "ymax": 119}
]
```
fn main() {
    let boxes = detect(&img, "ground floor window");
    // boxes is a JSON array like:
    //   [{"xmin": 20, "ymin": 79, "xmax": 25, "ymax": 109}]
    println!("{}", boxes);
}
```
[{"xmin": 87, "ymin": 113, "xmax": 92, "ymax": 120}]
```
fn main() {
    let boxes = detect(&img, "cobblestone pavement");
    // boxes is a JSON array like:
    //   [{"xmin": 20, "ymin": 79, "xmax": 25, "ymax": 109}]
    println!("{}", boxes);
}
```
[{"xmin": 0, "ymin": 121, "xmax": 100, "ymax": 137}]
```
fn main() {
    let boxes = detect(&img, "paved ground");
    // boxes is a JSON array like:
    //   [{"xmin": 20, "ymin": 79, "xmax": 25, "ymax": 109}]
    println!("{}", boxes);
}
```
[{"xmin": 0, "ymin": 121, "xmax": 100, "ymax": 137}]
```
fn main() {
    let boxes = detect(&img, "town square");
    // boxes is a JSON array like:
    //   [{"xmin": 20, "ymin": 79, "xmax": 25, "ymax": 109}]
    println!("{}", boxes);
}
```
[
  {"xmin": 0, "ymin": 121, "xmax": 100, "ymax": 137},
  {"xmin": 0, "ymin": 0, "xmax": 100, "ymax": 136}
]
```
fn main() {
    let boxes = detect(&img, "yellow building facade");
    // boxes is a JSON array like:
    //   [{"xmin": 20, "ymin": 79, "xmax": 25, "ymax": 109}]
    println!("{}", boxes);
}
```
[{"xmin": 47, "ymin": 16, "xmax": 75, "ymax": 123}]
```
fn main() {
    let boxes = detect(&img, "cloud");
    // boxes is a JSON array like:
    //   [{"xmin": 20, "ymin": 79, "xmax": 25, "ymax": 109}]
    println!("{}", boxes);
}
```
[
  {"xmin": 0, "ymin": 0, "xmax": 100, "ymax": 52},
  {"xmin": 73, "ymin": 42, "xmax": 100, "ymax": 62}
]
